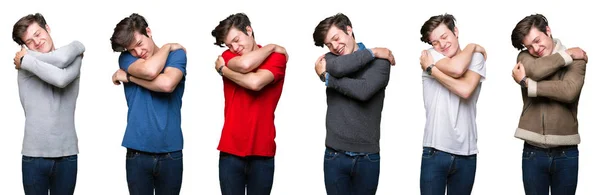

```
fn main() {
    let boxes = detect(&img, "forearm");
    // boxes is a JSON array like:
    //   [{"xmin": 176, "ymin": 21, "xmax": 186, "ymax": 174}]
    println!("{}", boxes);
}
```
[
  {"xmin": 20, "ymin": 56, "xmax": 82, "ymax": 88},
  {"xmin": 26, "ymin": 41, "xmax": 85, "ymax": 68},
  {"xmin": 327, "ymin": 60, "xmax": 390, "ymax": 101},
  {"xmin": 127, "ymin": 45, "xmax": 171, "ymax": 80},
  {"xmin": 222, "ymin": 66, "xmax": 273, "ymax": 91},
  {"xmin": 519, "ymin": 51, "xmax": 571, "ymax": 81},
  {"xmin": 434, "ymin": 44, "xmax": 476, "ymax": 78},
  {"xmin": 431, "ymin": 67, "xmax": 479, "ymax": 99},
  {"xmin": 325, "ymin": 49, "xmax": 374, "ymax": 77},
  {"xmin": 527, "ymin": 60, "xmax": 586, "ymax": 103},
  {"xmin": 129, "ymin": 71, "xmax": 181, "ymax": 93},
  {"xmin": 227, "ymin": 45, "xmax": 275, "ymax": 73}
]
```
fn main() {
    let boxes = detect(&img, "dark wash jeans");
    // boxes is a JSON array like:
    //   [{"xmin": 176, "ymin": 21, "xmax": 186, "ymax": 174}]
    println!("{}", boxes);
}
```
[
  {"xmin": 323, "ymin": 147, "xmax": 381, "ymax": 195},
  {"xmin": 22, "ymin": 155, "xmax": 78, "ymax": 195},
  {"xmin": 420, "ymin": 147, "xmax": 477, "ymax": 195},
  {"xmin": 125, "ymin": 149, "xmax": 183, "ymax": 195},
  {"xmin": 219, "ymin": 152, "xmax": 275, "ymax": 195},
  {"xmin": 522, "ymin": 142, "xmax": 578, "ymax": 195}
]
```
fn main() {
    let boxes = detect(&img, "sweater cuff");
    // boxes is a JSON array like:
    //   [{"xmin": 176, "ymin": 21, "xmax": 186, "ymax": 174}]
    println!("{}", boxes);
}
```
[
  {"xmin": 527, "ymin": 78, "xmax": 537, "ymax": 97},
  {"xmin": 20, "ymin": 55, "xmax": 34, "ymax": 71},
  {"xmin": 558, "ymin": 50, "xmax": 573, "ymax": 66}
]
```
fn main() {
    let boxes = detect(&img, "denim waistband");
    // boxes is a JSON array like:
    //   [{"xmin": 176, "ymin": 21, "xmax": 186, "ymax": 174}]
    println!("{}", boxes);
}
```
[
  {"xmin": 127, "ymin": 148, "xmax": 180, "ymax": 156},
  {"xmin": 326, "ymin": 146, "xmax": 375, "ymax": 157},
  {"xmin": 524, "ymin": 142, "xmax": 577, "ymax": 152}
]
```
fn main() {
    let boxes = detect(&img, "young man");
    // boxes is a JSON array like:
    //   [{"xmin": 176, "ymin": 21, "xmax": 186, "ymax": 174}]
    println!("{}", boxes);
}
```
[
  {"xmin": 510, "ymin": 14, "xmax": 587, "ymax": 195},
  {"xmin": 110, "ymin": 13, "xmax": 187, "ymax": 195},
  {"xmin": 418, "ymin": 14, "xmax": 487, "ymax": 195},
  {"xmin": 12, "ymin": 13, "xmax": 85, "ymax": 195},
  {"xmin": 312, "ymin": 13, "xmax": 395, "ymax": 195},
  {"xmin": 211, "ymin": 13, "xmax": 287, "ymax": 195}
]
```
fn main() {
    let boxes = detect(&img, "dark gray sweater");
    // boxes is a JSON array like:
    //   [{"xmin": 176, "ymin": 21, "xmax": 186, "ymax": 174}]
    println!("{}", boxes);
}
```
[{"xmin": 324, "ymin": 49, "xmax": 391, "ymax": 153}]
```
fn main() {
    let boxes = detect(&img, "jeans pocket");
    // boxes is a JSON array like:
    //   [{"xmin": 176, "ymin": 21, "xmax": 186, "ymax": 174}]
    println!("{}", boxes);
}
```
[
  {"xmin": 66, "ymin": 155, "xmax": 78, "ymax": 162},
  {"xmin": 522, "ymin": 150, "xmax": 535, "ymax": 160},
  {"xmin": 366, "ymin": 153, "xmax": 380, "ymax": 162},
  {"xmin": 126, "ymin": 151, "xmax": 139, "ymax": 160},
  {"xmin": 563, "ymin": 149, "xmax": 579, "ymax": 159},
  {"xmin": 22, "ymin": 156, "xmax": 35, "ymax": 163},
  {"xmin": 324, "ymin": 150, "xmax": 339, "ymax": 161},
  {"xmin": 422, "ymin": 148, "xmax": 435, "ymax": 159},
  {"xmin": 168, "ymin": 151, "xmax": 183, "ymax": 160}
]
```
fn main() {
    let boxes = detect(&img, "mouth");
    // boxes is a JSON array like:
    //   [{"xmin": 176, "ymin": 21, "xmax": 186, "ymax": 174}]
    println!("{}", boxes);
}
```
[
  {"xmin": 35, "ymin": 42, "xmax": 44, "ymax": 49},
  {"xmin": 536, "ymin": 49, "xmax": 544, "ymax": 56},
  {"xmin": 441, "ymin": 45, "xmax": 450, "ymax": 53},
  {"xmin": 336, "ymin": 46, "xmax": 345, "ymax": 55}
]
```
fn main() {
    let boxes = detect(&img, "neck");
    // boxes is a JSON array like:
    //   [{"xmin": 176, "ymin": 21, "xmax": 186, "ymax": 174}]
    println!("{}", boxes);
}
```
[{"xmin": 151, "ymin": 44, "xmax": 160, "ymax": 55}]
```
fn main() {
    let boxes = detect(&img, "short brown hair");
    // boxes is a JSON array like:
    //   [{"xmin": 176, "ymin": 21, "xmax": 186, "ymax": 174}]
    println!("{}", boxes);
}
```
[
  {"xmin": 511, "ymin": 14, "xmax": 549, "ymax": 50},
  {"xmin": 211, "ymin": 13, "xmax": 253, "ymax": 47},
  {"xmin": 313, "ymin": 13, "xmax": 354, "ymax": 47},
  {"xmin": 420, "ymin": 14, "xmax": 456, "ymax": 44},
  {"xmin": 110, "ymin": 13, "xmax": 149, "ymax": 52},
  {"xmin": 12, "ymin": 13, "xmax": 48, "ymax": 45}
]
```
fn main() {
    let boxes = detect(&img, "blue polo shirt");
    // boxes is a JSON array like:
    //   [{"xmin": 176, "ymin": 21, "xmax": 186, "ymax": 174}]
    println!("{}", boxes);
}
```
[{"xmin": 118, "ymin": 49, "xmax": 186, "ymax": 153}]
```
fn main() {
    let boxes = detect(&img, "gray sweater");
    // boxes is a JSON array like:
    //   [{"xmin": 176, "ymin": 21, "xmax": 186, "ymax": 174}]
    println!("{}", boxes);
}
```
[
  {"xmin": 18, "ymin": 41, "xmax": 85, "ymax": 157},
  {"xmin": 324, "ymin": 49, "xmax": 391, "ymax": 153}
]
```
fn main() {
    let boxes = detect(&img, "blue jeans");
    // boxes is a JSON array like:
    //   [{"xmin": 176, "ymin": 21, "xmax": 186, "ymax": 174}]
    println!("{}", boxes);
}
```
[
  {"xmin": 218, "ymin": 152, "xmax": 275, "ymax": 195},
  {"xmin": 323, "ymin": 147, "xmax": 380, "ymax": 195},
  {"xmin": 22, "ymin": 155, "xmax": 78, "ymax": 195},
  {"xmin": 125, "ymin": 149, "xmax": 183, "ymax": 195},
  {"xmin": 522, "ymin": 142, "xmax": 578, "ymax": 195},
  {"xmin": 420, "ymin": 147, "xmax": 477, "ymax": 195}
]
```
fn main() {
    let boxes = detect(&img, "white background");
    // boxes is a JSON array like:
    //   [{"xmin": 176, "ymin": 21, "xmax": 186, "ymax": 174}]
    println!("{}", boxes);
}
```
[{"xmin": 0, "ymin": 0, "xmax": 597, "ymax": 194}]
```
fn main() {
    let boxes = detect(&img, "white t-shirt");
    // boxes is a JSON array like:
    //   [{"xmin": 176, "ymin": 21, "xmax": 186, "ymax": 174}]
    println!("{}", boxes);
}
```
[{"xmin": 421, "ymin": 48, "xmax": 486, "ymax": 156}]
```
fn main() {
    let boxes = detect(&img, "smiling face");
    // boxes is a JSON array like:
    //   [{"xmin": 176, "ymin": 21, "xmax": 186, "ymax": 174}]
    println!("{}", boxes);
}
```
[
  {"xmin": 522, "ymin": 26, "xmax": 554, "ymax": 57},
  {"xmin": 223, "ymin": 26, "xmax": 256, "ymax": 55},
  {"xmin": 20, "ymin": 22, "xmax": 54, "ymax": 53},
  {"xmin": 125, "ymin": 28, "xmax": 155, "ymax": 59},
  {"xmin": 323, "ymin": 25, "xmax": 356, "ymax": 56},
  {"xmin": 428, "ymin": 23, "xmax": 460, "ymax": 58}
]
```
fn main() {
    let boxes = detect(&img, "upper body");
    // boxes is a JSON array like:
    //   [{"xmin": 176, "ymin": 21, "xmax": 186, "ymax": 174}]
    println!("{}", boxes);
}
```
[
  {"xmin": 515, "ymin": 38, "xmax": 586, "ymax": 147},
  {"xmin": 217, "ymin": 45, "xmax": 287, "ymax": 157},
  {"xmin": 422, "ymin": 48, "xmax": 486, "ymax": 156},
  {"xmin": 324, "ymin": 42, "xmax": 391, "ymax": 153},
  {"xmin": 118, "ymin": 49, "xmax": 187, "ymax": 153},
  {"xmin": 18, "ymin": 41, "xmax": 85, "ymax": 157}
]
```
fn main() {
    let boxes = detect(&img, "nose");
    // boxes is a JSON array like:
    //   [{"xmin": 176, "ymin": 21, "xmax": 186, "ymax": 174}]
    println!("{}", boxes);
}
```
[
  {"xmin": 532, "ymin": 45, "xmax": 540, "ymax": 53},
  {"xmin": 332, "ymin": 42, "xmax": 339, "ymax": 51},
  {"xmin": 33, "ymin": 38, "xmax": 41, "ymax": 46},
  {"xmin": 134, "ymin": 48, "xmax": 143, "ymax": 57},
  {"xmin": 232, "ymin": 44, "xmax": 240, "ymax": 52}
]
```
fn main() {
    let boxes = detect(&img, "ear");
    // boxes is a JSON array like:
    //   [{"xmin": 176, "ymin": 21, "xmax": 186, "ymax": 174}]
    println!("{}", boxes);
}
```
[
  {"xmin": 245, "ymin": 26, "xmax": 254, "ymax": 38},
  {"xmin": 453, "ymin": 27, "xmax": 459, "ymax": 38},
  {"xmin": 145, "ymin": 27, "xmax": 152, "ymax": 37},
  {"xmin": 345, "ymin": 26, "xmax": 353, "ymax": 37},
  {"xmin": 45, "ymin": 24, "xmax": 51, "ymax": 34},
  {"xmin": 545, "ymin": 26, "xmax": 552, "ymax": 37}
]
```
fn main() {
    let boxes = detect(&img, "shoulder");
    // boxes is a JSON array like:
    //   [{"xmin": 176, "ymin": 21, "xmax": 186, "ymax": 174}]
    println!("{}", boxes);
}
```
[{"xmin": 169, "ymin": 49, "xmax": 186, "ymax": 59}]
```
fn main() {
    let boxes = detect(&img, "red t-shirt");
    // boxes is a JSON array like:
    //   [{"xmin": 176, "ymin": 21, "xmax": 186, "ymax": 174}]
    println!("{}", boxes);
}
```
[{"xmin": 217, "ymin": 45, "xmax": 287, "ymax": 157}]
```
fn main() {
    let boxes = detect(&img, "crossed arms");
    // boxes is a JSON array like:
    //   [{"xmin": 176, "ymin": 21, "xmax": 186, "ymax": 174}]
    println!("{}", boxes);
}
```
[
  {"xmin": 16, "ymin": 41, "xmax": 85, "ymax": 88},
  {"xmin": 112, "ymin": 44, "xmax": 186, "ymax": 93},
  {"xmin": 420, "ymin": 43, "xmax": 486, "ymax": 99},
  {"xmin": 512, "ymin": 48, "xmax": 587, "ymax": 103},
  {"xmin": 215, "ymin": 44, "xmax": 287, "ymax": 91},
  {"xmin": 315, "ymin": 48, "xmax": 394, "ymax": 101}
]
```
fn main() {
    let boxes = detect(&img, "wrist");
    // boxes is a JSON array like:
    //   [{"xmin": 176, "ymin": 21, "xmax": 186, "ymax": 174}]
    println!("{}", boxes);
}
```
[
  {"xmin": 217, "ymin": 65, "xmax": 225, "ymax": 76},
  {"xmin": 519, "ymin": 76, "xmax": 528, "ymax": 88},
  {"xmin": 20, "ymin": 56, "xmax": 24, "ymax": 65},
  {"xmin": 126, "ymin": 73, "xmax": 132, "ymax": 83}
]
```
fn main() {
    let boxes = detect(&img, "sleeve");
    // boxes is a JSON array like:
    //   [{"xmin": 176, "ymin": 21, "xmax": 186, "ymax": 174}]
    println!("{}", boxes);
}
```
[
  {"xmin": 258, "ymin": 53, "xmax": 287, "ymax": 82},
  {"xmin": 165, "ymin": 49, "xmax": 187, "ymax": 76},
  {"xmin": 119, "ymin": 52, "xmax": 138, "ymax": 72},
  {"xmin": 467, "ymin": 53, "xmax": 486, "ymax": 81},
  {"xmin": 221, "ymin": 50, "xmax": 237, "ymax": 66}
]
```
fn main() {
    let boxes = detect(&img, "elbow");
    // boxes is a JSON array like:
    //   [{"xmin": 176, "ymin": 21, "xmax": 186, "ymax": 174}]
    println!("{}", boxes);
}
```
[
  {"xmin": 457, "ymin": 87, "xmax": 476, "ymax": 99},
  {"xmin": 157, "ymin": 80, "xmax": 177, "ymax": 93},
  {"xmin": 247, "ymin": 80, "xmax": 267, "ymax": 91},
  {"xmin": 236, "ymin": 60, "xmax": 255, "ymax": 73},
  {"xmin": 142, "ymin": 68, "xmax": 161, "ymax": 80},
  {"xmin": 448, "ymin": 67, "xmax": 467, "ymax": 78}
]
